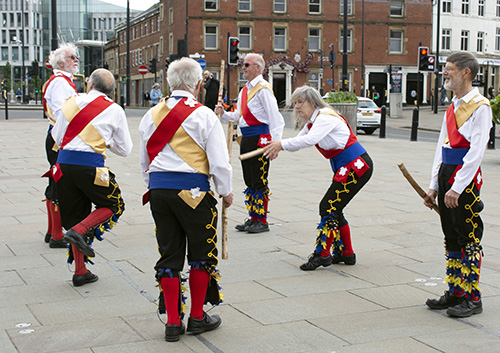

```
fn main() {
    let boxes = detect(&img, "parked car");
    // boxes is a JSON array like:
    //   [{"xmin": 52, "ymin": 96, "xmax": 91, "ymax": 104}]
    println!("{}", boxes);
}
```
[{"xmin": 356, "ymin": 97, "xmax": 381, "ymax": 135}]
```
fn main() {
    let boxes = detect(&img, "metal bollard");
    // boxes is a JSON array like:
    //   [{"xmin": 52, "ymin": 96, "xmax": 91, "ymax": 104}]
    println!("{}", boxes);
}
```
[
  {"xmin": 120, "ymin": 95, "xmax": 125, "ymax": 109},
  {"xmin": 410, "ymin": 107, "xmax": 419, "ymax": 141},
  {"xmin": 379, "ymin": 105, "xmax": 386, "ymax": 138},
  {"xmin": 488, "ymin": 121, "xmax": 496, "ymax": 150}
]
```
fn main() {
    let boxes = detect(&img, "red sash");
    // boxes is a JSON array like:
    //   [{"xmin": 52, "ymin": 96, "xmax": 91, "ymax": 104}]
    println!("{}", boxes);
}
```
[
  {"xmin": 42, "ymin": 73, "xmax": 78, "ymax": 113},
  {"xmin": 146, "ymin": 98, "xmax": 203, "ymax": 164},
  {"xmin": 446, "ymin": 103, "xmax": 470, "ymax": 149},
  {"xmin": 60, "ymin": 96, "xmax": 114, "ymax": 149},
  {"xmin": 241, "ymin": 86, "xmax": 262, "ymax": 126}
]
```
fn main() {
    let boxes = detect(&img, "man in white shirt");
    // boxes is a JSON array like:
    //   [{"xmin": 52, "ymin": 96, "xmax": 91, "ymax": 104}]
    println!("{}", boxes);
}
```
[
  {"xmin": 52, "ymin": 69, "xmax": 133, "ymax": 287},
  {"xmin": 42, "ymin": 44, "xmax": 80, "ymax": 248},
  {"xmin": 139, "ymin": 57, "xmax": 233, "ymax": 342},
  {"xmin": 424, "ymin": 52, "xmax": 492, "ymax": 318},
  {"xmin": 215, "ymin": 53, "xmax": 284, "ymax": 233}
]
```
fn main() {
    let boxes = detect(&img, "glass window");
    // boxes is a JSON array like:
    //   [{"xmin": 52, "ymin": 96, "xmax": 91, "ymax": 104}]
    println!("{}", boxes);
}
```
[
  {"xmin": 2, "ymin": 14, "xmax": 6, "ymax": 26},
  {"xmin": 274, "ymin": 0, "xmax": 286, "ymax": 12},
  {"xmin": 478, "ymin": 0, "xmax": 485, "ymax": 16},
  {"xmin": 462, "ymin": 0, "xmax": 469, "ymax": 14},
  {"xmin": 477, "ymin": 32, "xmax": 484, "ymax": 52},
  {"xmin": 340, "ymin": 0, "xmax": 352, "ymax": 15},
  {"xmin": 204, "ymin": 25, "xmax": 218, "ymax": 49},
  {"xmin": 1, "ymin": 47, "xmax": 8, "ymax": 61},
  {"xmin": 442, "ymin": 28, "xmax": 451, "ymax": 50},
  {"xmin": 205, "ymin": 0, "xmax": 218, "ymax": 11},
  {"xmin": 239, "ymin": 0, "xmax": 251, "ymax": 11},
  {"xmin": 497, "ymin": 0, "xmax": 500, "ymax": 17},
  {"xmin": 389, "ymin": 30, "xmax": 403, "ymax": 53},
  {"xmin": 308, "ymin": 28, "xmax": 321, "ymax": 51},
  {"xmin": 496, "ymin": 28, "xmax": 500, "ymax": 51},
  {"xmin": 238, "ymin": 26, "xmax": 251, "ymax": 50},
  {"xmin": 309, "ymin": 0, "xmax": 320, "ymax": 14},
  {"xmin": 339, "ymin": 28, "xmax": 352, "ymax": 52},
  {"xmin": 12, "ymin": 46, "xmax": 18, "ymax": 60},
  {"xmin": 442, "ymin": 0, "xmax": 451, "ymax": 13},
  {"xmin": 274, "ymin": 27, "xmax": 286, "ymax": 51},
  {"xmin": 461, "ymin": 30, "xmax": 469, "ymax": 50},
  {"xmin": 390, "ymin": 0, "xmax": 403, "ymax": 16}
]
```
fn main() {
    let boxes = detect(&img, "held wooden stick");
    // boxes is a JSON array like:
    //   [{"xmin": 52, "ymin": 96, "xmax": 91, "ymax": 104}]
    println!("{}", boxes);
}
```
[
  {"xmin": 397, "ymin": 162, "xmax": 440, "ymax": 215},
  {"xmin": 216, "ymin": 60, "xmax": 225, "ymax": 118},
  {"xmin": 239, "ymin": 148, "xmax": 265, "ymax": 161}
]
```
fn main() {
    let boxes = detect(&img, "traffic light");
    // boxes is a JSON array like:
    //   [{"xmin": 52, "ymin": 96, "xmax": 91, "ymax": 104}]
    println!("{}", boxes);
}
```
[
  {"xmin": 32, "ymin": 61, "xmax": 39, "ymax": 76},
  {"xmin": 149, "ymin": 58, "xmax": 157, "ymax": 73},
  {"xmin": 418, "ymin": 46, "xmax": 435, "ymax": 71},
  {"xmin": 328, "ymin": 46, "xmax": 336, "ymax": 69},
  {"xmin": 165, "ymin": 58, "xmax": 169, "ymax": 71},
  {"xmin": 228, "ymin": 37, "xmax": 239, "ymax": 65}
]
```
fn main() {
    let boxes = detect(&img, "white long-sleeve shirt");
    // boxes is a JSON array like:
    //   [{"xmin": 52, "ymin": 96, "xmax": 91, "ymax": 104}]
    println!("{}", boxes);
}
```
[
  {"xmin": 221, "ymin": 75, "xmax": 285, "ymax": 141},
  {"xmin": 44, "ymin": 70, "xmax": 78, "ymax": 122},
  {"xmin": 281, "ymin": 108, "xmax": 351, "ymax": 152},
  {"xmin": 429, "ymin": 87, "xmax": 492, "ymax": 194},
  {"xmin": 51, "ymin": 90, "xmax": 133, "ymax": 158},
  {"xmin": 139, "ymin": 90, "xmax": 233, "ymax": 197}
]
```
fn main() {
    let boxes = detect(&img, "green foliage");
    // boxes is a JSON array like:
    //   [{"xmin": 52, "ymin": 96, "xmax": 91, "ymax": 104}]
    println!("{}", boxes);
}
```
[
  {"xmin": 323, "ymin": 91, "xmax": 358, "ymax": 104},
  {"xmin": 3, "ymin": 62, "xmax": 12, "ymax": 90},
  {"xmin": 491, "ymin": 95, "xmax": 500, "ymax": 124}
]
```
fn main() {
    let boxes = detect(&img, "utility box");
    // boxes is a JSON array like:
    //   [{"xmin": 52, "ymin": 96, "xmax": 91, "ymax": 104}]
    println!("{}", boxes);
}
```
[{"xmin": 389, "ymin": 93, "xmax": 403, "ymax": 119}]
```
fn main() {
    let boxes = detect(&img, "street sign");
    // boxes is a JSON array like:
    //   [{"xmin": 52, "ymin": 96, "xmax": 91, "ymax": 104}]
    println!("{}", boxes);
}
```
[
  {"xmin": 138, "ymin": 65, "xmax": 148, "ymax": 75},
  {"xmin": 197, "ymin": 59, "xmax": 207, "ymax": 69},
  {"xmin": 44, "ymin": 59, "xmax": 52, "ymax": 70},
  {"xmin": 327, "ymin": 78, "xmax": 333, "ymax": 85}
]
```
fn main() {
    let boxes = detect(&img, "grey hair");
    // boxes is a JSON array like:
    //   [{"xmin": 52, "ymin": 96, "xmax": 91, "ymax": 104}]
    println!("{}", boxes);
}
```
[
  {"xmin": 447, "ymin": 52, "xmax": 479, "ymax": 80},
  {"xmin": 89, "ymin": 69, "xmax": 115, "ymax": 96},
  {"xmin": 167, "ymin": 57, "xmax": 203, "ymax": 93},
  {"xmin": 290, "ymin": 86, "xmax": 330, "ymax": 130},
  {"xmin": 247, "ymin": 53, "xmax": 265, "ymax": 74},
  {"xmin": 49, "ymin": 43, "xmax": 78, "ymax": 70}
]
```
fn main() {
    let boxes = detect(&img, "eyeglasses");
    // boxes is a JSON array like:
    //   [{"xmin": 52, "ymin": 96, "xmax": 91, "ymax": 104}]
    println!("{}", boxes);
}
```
[
  {"xmin": 66, "ymin": 55, "xmax": 79, "ymax": 61},
  {"xmin": 242, "ymin": 62, "xmax": 256, "ymax": 68}
]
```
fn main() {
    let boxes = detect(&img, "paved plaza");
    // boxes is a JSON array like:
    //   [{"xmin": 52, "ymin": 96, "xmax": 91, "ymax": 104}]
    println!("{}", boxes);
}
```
[{"xmin": 1, "ymin": 106, "xmax": 500, "ymax": 352}]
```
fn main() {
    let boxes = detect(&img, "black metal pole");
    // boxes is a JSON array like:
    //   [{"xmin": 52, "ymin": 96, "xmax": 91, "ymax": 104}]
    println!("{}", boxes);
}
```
[
  {"xmin": 226, "ymin": 32, "xmax": 230, "ymax": 102},
  {"xmin": 434, "ymin": 0, "xmax": 441, "ymax": 114},
  {"xmin": 51, "ymin": 0, "xmax": 58, "ymax": 51},
  {"xmin": 379, "ymin": 105, "xmax": 386, "ymax": 138},
  {"xmin": 361, "ymin": 0, "xmax": 365, "ymax": 96},
  {"xmin": 126, "ymin": 0, "xmax": 130, "ymax": 107},
  {"xmin": 342, "ymin": 0, "xmax": 348, "ymax": 91},
  {"xmin": 21, "ymin": 0, "xmax": 25, "ymax": 103},
  {"xmin": 4, "ymin": 91, "xmax": 8, "ymax": 120},
  {"xmin": 410, "ymin": 107, "xmax": 419, "ymax": 141}
]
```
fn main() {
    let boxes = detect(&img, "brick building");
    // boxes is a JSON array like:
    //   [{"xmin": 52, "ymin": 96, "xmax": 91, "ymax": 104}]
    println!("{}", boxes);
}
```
[{"xmin": 114, "ymin": 0, "xmax": 434, "ymax": 107}]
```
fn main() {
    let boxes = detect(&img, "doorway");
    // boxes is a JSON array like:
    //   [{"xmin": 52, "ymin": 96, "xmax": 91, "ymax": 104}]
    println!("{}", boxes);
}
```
[{"xmin": 272, "ymin": 73, "xmax": 286, "ymax": 108}]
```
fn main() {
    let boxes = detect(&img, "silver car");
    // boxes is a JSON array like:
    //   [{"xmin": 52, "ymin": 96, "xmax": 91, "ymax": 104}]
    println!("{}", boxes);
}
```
[{"xmin": 357, "ymin": 97, "xmax": 381, "ymax": 135}]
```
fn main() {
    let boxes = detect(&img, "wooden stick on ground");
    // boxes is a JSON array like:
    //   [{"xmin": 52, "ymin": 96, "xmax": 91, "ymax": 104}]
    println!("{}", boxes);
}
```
[
  {"xmin": 397, "ymin": 162, "xmax": 440, "ymax": 215},
  {"xmin": 216, "ymin": 60, "xmax": 230, "ymax": 260}
]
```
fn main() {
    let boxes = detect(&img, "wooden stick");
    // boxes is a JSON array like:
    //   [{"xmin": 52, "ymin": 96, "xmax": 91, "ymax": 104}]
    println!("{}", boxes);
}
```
[
  {"xmin": 216, "ymin": 60, "xmax": 230, "ymax": 259},
  {"xmin": 397, "ymin": 162, "xmax": 440, "ymax": 214},
  {"xmin": 239, "ymin": 148, "xmax": 265, "ymax": 161}
]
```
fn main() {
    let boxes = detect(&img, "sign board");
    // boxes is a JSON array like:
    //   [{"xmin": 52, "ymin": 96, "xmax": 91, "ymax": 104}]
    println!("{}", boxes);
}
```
[
  {"xmin": 121, "ymin": 77, "xmax": 127, "ymax": 83},
  {"xmin": 44, "ymin": 59, "xmax": 52, "ymax": 70},
  {"xmin": 327, "ymin": 78, "xmax": 333, "ymax": 85},
  {"xmin": 390, "ymin": 73, "xmax": 402, "ymax": 93},
  {"xmin": 138, "ymin": 65, "xmax": 148, "ymax": 75},
  {"xmin": 197, "ymin": 59, "xmax": 207, "ymax": 69}
]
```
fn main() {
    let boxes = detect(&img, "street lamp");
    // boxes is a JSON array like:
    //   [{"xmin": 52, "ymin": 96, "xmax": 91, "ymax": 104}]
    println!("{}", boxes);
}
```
[
  {"xmin": 98, "ymin": 18, "xmax": 106, "ymax": 67},
  {"xmin": 316, "ymin": 48, "xmax": 324, "ymax": 96},
  {"xmin": 20, "ymin": 0, "xmax": 26, "ymax": 103}
]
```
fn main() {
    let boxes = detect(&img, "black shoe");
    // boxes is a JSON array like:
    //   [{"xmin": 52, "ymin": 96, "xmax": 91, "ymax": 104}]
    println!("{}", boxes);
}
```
[
  {"xmin": 426, "ymin": 291, "xmax": 464, "ymax": 310},
  {"xmin": 246, "ymin": 221, "xmax": 269, "ymax": 233},
  {"xmin": 447, "ymin": 298, "xmax": 483, "ymax": 317},
  {"xmin": 235, "ymin": 219, "xmax": 254, "ymax": 231},
  {"xmin": 44, "ymin": 233, "xmax": 51, "ymax": 243},
  {"xmin": 332, "ymin": 253, "xmax": 356, "ymax": 265},
  {"xmin": 72, "ymin": 270, "xmax": 99, "ymax": 287},
  {"xmin": 300, "ymin": 253, "xmax": 332, "ymax": 271},
  {"xmin": 165, "ymin": 322, "xmax": 185, "ymax": 342},
  {"xmin": 187, "ymin": 312, "xmax": 222, "ymax": 334},
  {"xmin": 49, "ymin": 237, "xmax": 68, "ymax": 248},
  {"xmin": 64, "ymin": 228, "xmax": 95, "ymax": 257}
]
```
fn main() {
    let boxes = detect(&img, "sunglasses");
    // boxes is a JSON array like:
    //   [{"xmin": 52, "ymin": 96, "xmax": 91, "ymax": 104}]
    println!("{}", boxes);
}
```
[
  {"xmin": 66, "ymin": 55, "xmax": 79, "ymax": 61},
  {"xmin": 242, "ymin": 62, "xmax": 256, "ymax": 68}
]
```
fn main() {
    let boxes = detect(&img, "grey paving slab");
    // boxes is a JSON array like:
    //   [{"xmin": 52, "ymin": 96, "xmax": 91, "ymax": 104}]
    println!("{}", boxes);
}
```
[
  {"xmin": 334, "ymin": 337, "xmax": 442, "ymax": 353},
  {"xmin": 415, "ymin": 327, "xmax": 500, "ymax": 353},
  {"xmin": 350, "ymin": 284, "xmax": 437, "ymax": 309},
  {"xmin": 0, "ymin": 330, "xmax": 18, "ymax": 353},
  {"xmin": 0, "ymin": 304, "xmax": 40, "ymax": 331},
  {"xmin": 0, "ymin": 282, "xmax": 80, "ymax": 309},
  {"xmin": 337, "ymin": 265, "xmax": 423, "ymax": 286}
]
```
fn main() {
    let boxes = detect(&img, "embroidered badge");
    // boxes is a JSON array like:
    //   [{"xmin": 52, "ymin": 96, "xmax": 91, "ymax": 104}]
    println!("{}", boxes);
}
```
[
  {"xmin": 260, "ymin": 136, "xmax": 269, "ymax": 145},
  {"xmin": 185, "ymin": 97, "xmax": 197, "ymax": 108},
  {"xmin": 100, "ymin": 172, "xmax": 109, "ymax": 182},
  {"xmin": 477, "ymin": 172, "xmax": 482, "ymax": 185},
  {"xmin": 338, "ymin": 166, "xmax": 348, "ymax": 176},
  {"xmin": 190, "ymin": 187, "xmax": 201, "ymax": 199},
  {"xmin": 354, "ymin": 159, "xmax": 365, "ymax": 169},
  {"xmin": 52, "ymin": 165, "xmax": 58, "ymax": 174}
]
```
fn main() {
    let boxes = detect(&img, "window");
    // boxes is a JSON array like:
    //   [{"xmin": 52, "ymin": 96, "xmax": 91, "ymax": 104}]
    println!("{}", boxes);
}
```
[
  {"xmin": 462, "ymin": 0, "xmax": 469, "ymax": 14},
  {"xmin": 477, "ymin": 66, "xmax": 484, "ymax": 84},
  {"xmin": 308, "ymin": 71, "xmax": 319, "ymax": 87},
  {"xmin": 497, "ymin": 0, "xmax": 500, "ymax": 17},
  {"xmin": 204, "ymin": 25, "xmax": 218, "ymax": 49},
  {"xmin": 339, "ymin": 28, "xmax": 352, "ymax": 52},
  {"xmin": 1, "ymin": 30, "xmax": 5, "ymax": 44},
  {"xmin": 496, "ymin": 28, "xmax": 500, "ymax": 51},
  {"xmin": 205, "ymin": 0, "xmax": 218, "ymax": 11},
  {"xmin": 239, "ymin": 0, "xmax": 251, "ymax": 11},
  {"xmin": 238, "ymin": 26, "xmax": 252, "ymax": 50},
  {"xmin": 389, "ymin": 29, "xmax": 403, "ymax": 53},
  {"xmin": 340, "ymin": 0, "xmax": 352, "ymax": 15},
  {"xmin": 274, "ymin": 27, "xmax": 286, "ymax": 51},
  {"xmin": 169, "ymin": 8, "xmax": 174, "ymax": 24},
  {"xmin": 477, "ymin": 32, "xmax": 484, "ymax": 52},
  {"xmin": 1, "ymin": 47, "xmax": 8, "ymax": 61},
  {"xmin": 309, "ymin": 0, "xmax": 320, "ymax": 14},
  {"xmin": 274, "ymin": 0, "xmax": 286, "ymax": 12},
  {"xmin": 442, "ymin": 28, "xmax": 451, "ymax": 50},
  {"xmin": 478, "ymin": 0, "xmax": 485, "ymax": 16},
  {"xmin": 461, "ymin": 30, "xmax": 469, "ymax": 50},
  {"xmin": 308, "ymin": 28, "xmax": 321, "ymax": 51},
  {"xmin": 390, "ymin": 0, "xmax": 403, "ymax": 16},
  {"xmin": 12, "ymin": 46, "xmax": 18, "ymax": 61}
]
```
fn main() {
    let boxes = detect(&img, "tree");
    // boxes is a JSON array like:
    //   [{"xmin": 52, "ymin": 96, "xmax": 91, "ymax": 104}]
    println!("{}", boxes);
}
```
[{"xmin": 3, "ymin": 62, "xmax": 12, "ymax": 91}]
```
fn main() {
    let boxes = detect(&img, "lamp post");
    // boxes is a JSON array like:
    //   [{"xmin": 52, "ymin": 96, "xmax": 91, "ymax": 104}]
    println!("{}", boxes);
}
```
[
  {"xmin": 20, "ymin": 0, "xmax": 25, "ymax": 103},
  {"xmin": 98, "ymin": 18, "xmax": 106, "ymax": 67},
  {"xmin": 317, "ymin": 48, "xmax": 324, "ymax": 96}
]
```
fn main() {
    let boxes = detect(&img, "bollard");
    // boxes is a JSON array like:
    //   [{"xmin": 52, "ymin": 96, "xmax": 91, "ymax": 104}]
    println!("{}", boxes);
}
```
[
  {"xmin": 379, "ymin": 105, "xmax": 386, "ymax": 138},
  {"xmin": 410, "ymin": 107, "xmax": 419, "ymax": 141},
  {"xmin": 3, "ymin": 90, "xmax": 8, "ymax": 120},
  {"xmin": 488, "ymin": 121, "xmax": 496, "ymax": 150},
  {"xmin": 120, "ymin": 95, "xmax": 125, "ymax": 109}
]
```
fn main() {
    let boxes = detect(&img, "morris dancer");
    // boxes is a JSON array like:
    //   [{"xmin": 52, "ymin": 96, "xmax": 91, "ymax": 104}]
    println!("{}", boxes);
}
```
[
  {"xmin": 424, "ymin": 52, "xmax": 491, "ymax": 318},
  {"xmin": 264, "ymin": 86, "xmax": 373, "ymax": 270},
  {"xmin": 215, "ymin": 53, "xmax": 284, "ymax": 233},
  {"xmin": 52, "ymin": 69, "xmax": 133, "ymax": 286},
  {"xmin": 42, "ymin": 44, "xmax": 79, "ymax": 248},
  {"xmin": 139, "ymin": 58, "xmax": 233, "ymax": 342}
]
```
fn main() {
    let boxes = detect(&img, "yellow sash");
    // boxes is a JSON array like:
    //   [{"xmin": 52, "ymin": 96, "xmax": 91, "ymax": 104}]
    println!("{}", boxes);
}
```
[
  {"xmin": 444, "ymin": 94, "xmax": 490, "ymax": 143},
  {"xmin": 240, "ymin": 81, "xmax": 274, "ymax": 117}
]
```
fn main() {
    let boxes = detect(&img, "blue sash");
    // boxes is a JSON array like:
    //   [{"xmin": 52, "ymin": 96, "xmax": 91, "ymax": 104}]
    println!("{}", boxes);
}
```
[
  {"xmin": 240, "ymin": 124, "xmax": 270, "ymax": 137},
  {"xmin": 57, "ymin": 149, "xmax": 104, "ymax": 167},
  {"xmin": 329, "ymin": 142, "xmax": 367, "ymax": 172},
  {"xmin": 442, "ymin": 147, "xmax": 469, "ymax": 165},
  {"xmin": 149, "ymin": 171, "xmax": 210, "ymax": 191}
]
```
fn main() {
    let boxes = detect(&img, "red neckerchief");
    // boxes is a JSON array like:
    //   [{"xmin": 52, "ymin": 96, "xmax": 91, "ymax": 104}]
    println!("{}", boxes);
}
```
[{"xmin": 446, "ymin": 103, "xmax": 470, "ymax": 149}]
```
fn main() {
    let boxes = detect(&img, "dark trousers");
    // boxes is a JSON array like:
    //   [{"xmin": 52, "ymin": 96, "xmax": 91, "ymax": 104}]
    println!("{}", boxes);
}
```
[
  {"xmin": 240, "ymin": 135, "xmax": 270, "ymax": 191},
  {"xmin": 44, "ymin": 130, "xmax": 58, "ymax": 200}
]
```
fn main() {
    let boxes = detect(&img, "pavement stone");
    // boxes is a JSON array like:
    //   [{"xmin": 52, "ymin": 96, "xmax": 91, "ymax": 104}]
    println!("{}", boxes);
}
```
[{"xmin": 2, "ymin": 107, "xmax": 500, "ymax": 352}]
